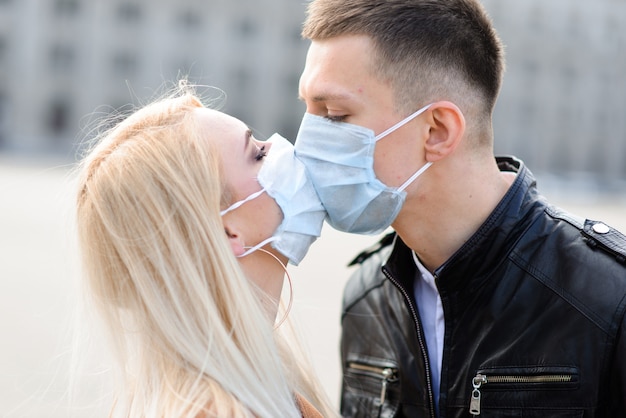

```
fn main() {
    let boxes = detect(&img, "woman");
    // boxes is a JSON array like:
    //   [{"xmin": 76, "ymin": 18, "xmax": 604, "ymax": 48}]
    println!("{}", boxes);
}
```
[{"xmin": 75, "ymin": 84, "xmax": 334, "ymax": 417}]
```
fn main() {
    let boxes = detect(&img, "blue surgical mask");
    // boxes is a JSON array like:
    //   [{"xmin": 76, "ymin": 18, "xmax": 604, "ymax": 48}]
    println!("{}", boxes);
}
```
[
  {"xmin": 221, "ymin": 133, "xmax": 326, "ymax": 265},
  {"xmin": 294, "ymin": 104, "xmax": 432, "ymax": 235}
]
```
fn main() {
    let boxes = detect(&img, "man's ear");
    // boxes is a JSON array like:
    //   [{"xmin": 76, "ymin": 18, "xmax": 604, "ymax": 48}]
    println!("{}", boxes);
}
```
[
  {"xmin": 423, "ymin": 101, "xmax": 465, "ymax": 162},
  {"xmin": 224, "ymin": 225, "xmax": 246, "ymax": 257}
]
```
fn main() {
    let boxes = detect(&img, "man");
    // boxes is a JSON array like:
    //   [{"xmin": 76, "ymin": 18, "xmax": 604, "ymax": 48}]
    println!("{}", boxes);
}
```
[{"xmin": 293, "ymin": 0, "xmax": 626, "ymax": 417}]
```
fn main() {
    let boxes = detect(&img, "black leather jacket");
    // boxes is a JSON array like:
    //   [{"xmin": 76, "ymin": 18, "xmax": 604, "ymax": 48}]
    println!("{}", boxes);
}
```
[{"xmin": 340, "ymin": 157, "xmax": 626, "ymax": 418}]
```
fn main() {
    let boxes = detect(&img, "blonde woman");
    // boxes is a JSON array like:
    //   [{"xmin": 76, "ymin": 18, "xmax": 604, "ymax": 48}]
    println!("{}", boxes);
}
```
[{"xmin": 75, "ymin": 84, "xmax": 335, "ymax": 417}]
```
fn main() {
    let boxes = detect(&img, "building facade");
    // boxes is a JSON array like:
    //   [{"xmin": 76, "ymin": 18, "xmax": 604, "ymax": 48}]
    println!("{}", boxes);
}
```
[
  {"xmin": 0, "ymin": 0, "xmax": 624, "ymax": 183},
  {"xmin": 0, "ymin": 0, "xmax": 308, "ymax": 157},
  {"xmin": 484, "ymin": 0, "xmax": 626, "ymax": 184}
]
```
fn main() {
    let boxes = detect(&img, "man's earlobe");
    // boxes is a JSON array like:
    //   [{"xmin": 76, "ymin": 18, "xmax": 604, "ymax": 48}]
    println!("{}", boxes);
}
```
[{"xmin": 424, "ymin": 101, "xmax": 465, "ymax": 162}]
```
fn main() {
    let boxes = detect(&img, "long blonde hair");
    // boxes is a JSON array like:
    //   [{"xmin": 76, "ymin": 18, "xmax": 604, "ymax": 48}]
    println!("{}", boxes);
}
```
[{"xmin": 75, "ymin": 86, "xmax": 334, "ymax": 417}]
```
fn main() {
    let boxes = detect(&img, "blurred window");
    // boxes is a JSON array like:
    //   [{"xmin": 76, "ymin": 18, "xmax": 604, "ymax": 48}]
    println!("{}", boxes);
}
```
[
  {"xmin": 117, "ymin": 3, "xmax": 142, "ymax": 22},
  {"xmin": 566, "ymin": 10, "xmax": 582, "ymax": 39},
  {"xmin": 47, "ymin": 99, "xmax": 71, "ymax": 136},
  {"xmin": 0, "ymin": 92, "xmax": 5, "ymax": 147},
  {"xmin": 560, "ymin": 65, "xmax": 577, "ymax": 93},
  {"xmin": 111, "ymin": 51, "xmax": 138, "ymax": 76},
  {"xmin": 54, "ymin": 0, "xmax": 80, "ymax": 17},
  {"xmin": 290, "ymin": 25, "xmax": 303, "ymax": 44},
  {"xmin": 528, "ymin": 5, "xmax": 545, "ymax": 32},
  {"xmin": 0, "ymin": 92, "xmax": 6, "ymax": 124},
  {"xmin": 0, "ymin": 36, "xmax": 6, "ymax": 63},
  {"xmin": 236, "ymin": 18, "xmax": 257, "ymax": 38},
  {"xmin": 49, "ymin": 44, "xmax": 75, "ymax": 72},
  {"xmin": 178, "ymin": 9, "xmax": 203, "ymax": 29},
  {"xmin": 234, "ymin": 67, "xmax": 251, "ymax": 91}
]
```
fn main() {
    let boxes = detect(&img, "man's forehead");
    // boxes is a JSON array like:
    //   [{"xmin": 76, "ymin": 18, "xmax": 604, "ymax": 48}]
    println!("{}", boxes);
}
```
[
  {"xmin": 300, "ymin": 36, "xmax": 376, "ymax": 95},
  {"xmin": 299, "ymin": 61, "xmax": 359, "ymax": 102}
]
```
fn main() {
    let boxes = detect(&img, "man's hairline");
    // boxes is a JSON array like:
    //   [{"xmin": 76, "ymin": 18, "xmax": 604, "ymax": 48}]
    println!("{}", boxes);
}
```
[{"xmin": 303, "ymin": 33, "xmax": 480, "ymax": 118}]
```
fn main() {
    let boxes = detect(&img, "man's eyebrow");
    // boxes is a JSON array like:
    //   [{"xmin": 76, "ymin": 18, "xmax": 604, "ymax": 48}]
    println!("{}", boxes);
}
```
[{"xmin": 298, "ymin": 92, "xmax": 352, "ymax": 102}]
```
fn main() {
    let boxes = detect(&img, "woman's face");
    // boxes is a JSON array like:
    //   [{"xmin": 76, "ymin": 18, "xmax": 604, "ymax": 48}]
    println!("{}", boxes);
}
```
[
  {"xmin": 194, "ymin": 108, "xmax": 286, "ymax": 301},
  {"xmin": 194, "ymin": 107, "xmax": 284, "ymax": 244}
]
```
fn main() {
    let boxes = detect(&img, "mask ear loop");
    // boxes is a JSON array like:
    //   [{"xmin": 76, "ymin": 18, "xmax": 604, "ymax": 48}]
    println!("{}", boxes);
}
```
[
  {"xmin": 242, "ymin": 246, "xmax": 293, "ymax": 330},
  {"xmin": 220, "ymin": 188, "xmax": 266, "ymax": 216},
  {"xmin": 375, "ymin": 103, "xmax": 432, "ymax": 140},
  {"xmin": 398, "ymin": 161, "xmax": 433, "ymax": 192}
]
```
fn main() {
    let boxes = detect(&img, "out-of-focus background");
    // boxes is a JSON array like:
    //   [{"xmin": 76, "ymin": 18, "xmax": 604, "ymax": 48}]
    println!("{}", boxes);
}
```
[{"xmin": 0, "ymin": 0, "xmax": 625, "ymax": 416}]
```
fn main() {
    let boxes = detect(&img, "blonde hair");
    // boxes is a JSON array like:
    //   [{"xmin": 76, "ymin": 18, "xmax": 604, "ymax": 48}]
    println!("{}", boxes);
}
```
[{"xmin": 75, "ymin": 85, "xmax": 334, "ymax": 417}]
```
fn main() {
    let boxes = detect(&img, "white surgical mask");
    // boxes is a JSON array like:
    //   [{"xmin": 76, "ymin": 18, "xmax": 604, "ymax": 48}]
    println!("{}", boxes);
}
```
[
  {"xmin": 221, "ymin": 133, "xmax": 326, "ymax": 265},
  {"xmin": 294, "ymin": 104, "xmax": 432, "ymax": 235}
]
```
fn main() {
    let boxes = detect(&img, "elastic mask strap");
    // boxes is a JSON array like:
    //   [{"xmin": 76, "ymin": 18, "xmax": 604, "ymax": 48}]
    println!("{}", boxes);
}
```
[
  {"xmin": 398, "ymin": 161, "xmax": 433, "ymax": 193},
  {"xmin": 220, "ymin": 188, "xmax": 266, "ymax": 216},
  {"xmin": 237, "ymin": 236, "xmax": 278, "ymax": 258},
  {"xmin": 375, "ymin": 103, "xmax": 432, "ymax": 141}
]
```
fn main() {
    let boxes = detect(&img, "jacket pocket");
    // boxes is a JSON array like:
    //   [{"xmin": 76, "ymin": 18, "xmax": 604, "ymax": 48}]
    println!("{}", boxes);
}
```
[
  {"xmin": 341, "ymin": 355, "xmax": 399, "ymax": 418},
  {"xmin": 468, "ymin": 366, "xmax": 582, "ymax": 418}
]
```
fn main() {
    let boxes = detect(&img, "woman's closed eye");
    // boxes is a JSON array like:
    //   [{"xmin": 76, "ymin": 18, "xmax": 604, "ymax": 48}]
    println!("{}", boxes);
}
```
[
  {"xmin": 255, "ymin": 145, "xmax": 267, "ymax": 161},
  {"xmin": 324, "ymin": 114, "xmax": 347, "ymax": 122}
]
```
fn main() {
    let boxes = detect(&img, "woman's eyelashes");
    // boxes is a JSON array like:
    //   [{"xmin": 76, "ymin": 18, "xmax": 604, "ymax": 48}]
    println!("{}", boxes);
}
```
[
  {"xmin": 325, "ymin": 114, "xmax": 347, "ymax": 122},
  {"xmin": 255, "ymin": 145, "xmax": 267, "ymax": 161}
]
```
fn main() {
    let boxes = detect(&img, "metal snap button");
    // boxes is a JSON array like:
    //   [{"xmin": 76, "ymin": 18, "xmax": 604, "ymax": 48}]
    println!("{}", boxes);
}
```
[{"xmin": 592, "ymin": 223, "xmax": 610, "ymax": 234}]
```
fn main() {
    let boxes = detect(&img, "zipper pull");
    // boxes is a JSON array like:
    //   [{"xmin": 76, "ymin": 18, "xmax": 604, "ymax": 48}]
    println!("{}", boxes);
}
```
[
  {"xmin": 469, "ymin": 374, "xmax": 486, "ymax": 415},
  {"xmin": 379, "ymin": 367, "xmax": 394, "ymax": 405}
]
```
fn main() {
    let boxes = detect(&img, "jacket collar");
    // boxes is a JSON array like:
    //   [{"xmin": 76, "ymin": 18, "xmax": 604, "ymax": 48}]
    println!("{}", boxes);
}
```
[{"xmin": 384, "ymin": 156, "xmax": 544, "ymax": 291}]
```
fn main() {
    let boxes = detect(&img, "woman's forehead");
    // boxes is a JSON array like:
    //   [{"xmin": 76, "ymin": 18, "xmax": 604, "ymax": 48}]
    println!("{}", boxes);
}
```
[{"xmin": 195, "ymin": 108, "xmax": 247, "ymax": 132}]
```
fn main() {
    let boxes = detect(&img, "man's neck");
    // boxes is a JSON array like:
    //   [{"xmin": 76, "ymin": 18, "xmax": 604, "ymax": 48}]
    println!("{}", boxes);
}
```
[{"xmin": 393, "ymin": 166, "xmax": 515, "ymax": 273}]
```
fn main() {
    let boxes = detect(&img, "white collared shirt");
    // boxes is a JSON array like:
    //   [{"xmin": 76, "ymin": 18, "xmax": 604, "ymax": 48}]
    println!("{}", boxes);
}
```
[{"xmin": 412, "ymin": 250, "xmax": 444, "ymax": 416}]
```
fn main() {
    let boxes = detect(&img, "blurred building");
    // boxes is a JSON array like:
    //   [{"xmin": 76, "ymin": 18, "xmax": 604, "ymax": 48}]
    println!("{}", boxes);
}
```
[
  {"xmin": 0, "ymin": 0, "xmax": 624, "ymax": 184},
  {"xmin": 483, "ymin": 0, "xmax": 626, "ymax": 183},
  {"xmin": 0, "ymin": 0, "xmax": 308, "ymax": 158}
]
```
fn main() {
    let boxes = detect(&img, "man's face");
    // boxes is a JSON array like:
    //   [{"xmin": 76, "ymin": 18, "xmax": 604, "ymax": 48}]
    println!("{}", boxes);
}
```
[{"xmin": 298, "ymin": 34, "xmax": 423, "ymax": 189}]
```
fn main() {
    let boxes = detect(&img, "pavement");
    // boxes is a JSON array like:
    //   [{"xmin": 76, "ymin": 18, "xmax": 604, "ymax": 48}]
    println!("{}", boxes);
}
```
[{"xmin": 1, "ymin": 155, "xmax": 624, "ymax": 417}]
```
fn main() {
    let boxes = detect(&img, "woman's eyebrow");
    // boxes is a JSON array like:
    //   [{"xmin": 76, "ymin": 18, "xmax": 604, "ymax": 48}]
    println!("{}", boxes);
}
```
[{"xmin": 244, "ymin": 129, "xmax": 252, "ymax": 151}]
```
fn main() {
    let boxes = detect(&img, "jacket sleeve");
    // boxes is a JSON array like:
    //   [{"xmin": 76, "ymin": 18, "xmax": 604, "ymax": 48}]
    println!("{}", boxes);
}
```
[
  {"xmin": 340, "ymin": 249, "xmax": 389, "ymax": 417},
  {"xmin": 609, "ymin": 300, "xmax": 626, "ymax": 415},
  {"xmin": 339, "ymin": 242, "xmax": 405, "ymax": 418},
  {"xmin": 582, "ymin": 219, "xmax": 626, "ymax": 414}
]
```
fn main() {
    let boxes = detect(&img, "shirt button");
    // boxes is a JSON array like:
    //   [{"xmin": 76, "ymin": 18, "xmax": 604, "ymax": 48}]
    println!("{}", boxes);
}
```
[{"xmin": 592, "ymin": 222, "xmax": 610, "ymax": 234}]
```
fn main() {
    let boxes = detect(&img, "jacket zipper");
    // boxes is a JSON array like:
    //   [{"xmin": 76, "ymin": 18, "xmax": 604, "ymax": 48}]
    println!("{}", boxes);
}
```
[
  {"xmin": 469, "ymin": 372, "xmax": 574, "ymax": 415},
  {"xmin": 347, "ymin": 362, "xmax": 398, "ymax": 406},
  {"xmin": 383, "ymin": 267, "xmax": 436, "ymax": 418}
]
